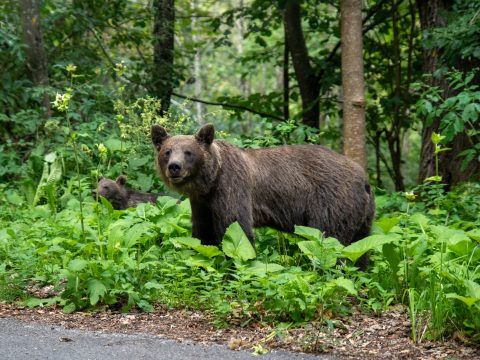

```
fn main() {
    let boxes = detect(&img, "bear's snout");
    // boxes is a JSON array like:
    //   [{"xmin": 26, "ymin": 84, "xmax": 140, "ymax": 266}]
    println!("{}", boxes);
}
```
[{"xmin": 168, "ymin": 162, "xmax": 182, "ymax": 177}]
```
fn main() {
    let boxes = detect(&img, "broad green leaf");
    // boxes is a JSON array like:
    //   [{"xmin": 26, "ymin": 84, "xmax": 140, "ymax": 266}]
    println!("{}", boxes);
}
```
[
  {"xmin": 194, "ymin": 245, "xmax": 222, "ymax": 258},
  {"xmin": 297, "ymin": 239, "xmax": 339, "ymax": 269},
  {"xmin": 222, "ymin": 222, "xmax": 256, "ymax": 261},
  {"xmin": 464, "ymin": 280, "xmax": 480, "ymax": 299},
  {"xmin": 243, "ymin": 260, "xmax": 284, "ymax": 276},
  {"xmin": 87, "ymin": 279, "xmax": 107, "ymax": 305},
  {"xmin": 446, "ymin": 232, "xmax": 473, "ymax": 256},
  {"xmin": 68, "ymin": 259, "xmax": 88, "ymax": 272},
  {"xmin": 410, "ymin": 213, "xmax": 429, "ymax": 231},
  {"xmin": 184, "ymin": 254, "xmax": 216, "ymax": 272},
  {"xmin": 170, "ymin": 237, "xmax": 201, "ymax": 248},
  {"xmin": 104, "ymin": 138, "xmax": 123, "ymax": 152},
  {"xmin": 373, "ymin": 217, "xmax": 400, "ymax": 234},
  {"xmin": 342, "ymin": 234, "xmax": 401, "ymax": 263},
  {"xmin": 44, "ymin": 152, "xmax": 57, "ymax": 163},
  {"xmin": 333, "ymin": 277, "xmax": 357, "ymax": 295},
  {"xmin": 446, "ymin": 293, "xmax": 479, "ymax": 307},
  {"xmin": 294, "ymin": 225, "xmax": 322, "ymax": 241}
]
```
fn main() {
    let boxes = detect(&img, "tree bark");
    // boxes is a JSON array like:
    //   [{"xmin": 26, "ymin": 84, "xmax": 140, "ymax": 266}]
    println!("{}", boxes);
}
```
[
  {"xmin": 152, "ymin": 0, "xmax": 175, "ymax": 116},
  {"xmin": 192, "ymin": 0, "xmax": 204, "ymax": 123},
  {"xmin": 417, "ymin": 0, "xmax": 480, "ymax": 186},
  {"xmin": 283, "ymin": 0, "xmax": 320, "ymax": 128},
  {"xmin": 19, "ymin": 0, "xmax": 50, "ymax": 117},
  {"xmin": 341, "ymin": 0, "xmax": 367, "ymax": 170},
  {"xmin": 283, "ymin": 25, "xmax": 290, "ymax": 121}
]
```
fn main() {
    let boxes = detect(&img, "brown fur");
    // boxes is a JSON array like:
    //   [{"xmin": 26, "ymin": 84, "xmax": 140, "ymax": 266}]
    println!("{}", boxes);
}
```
[
  {"xmin": 92, "ymin": 176, "xmax": 164, "ymax": 210},
  {"xmin": 152, "ymin": 124, "xmax": 375, "ymax": 266}
]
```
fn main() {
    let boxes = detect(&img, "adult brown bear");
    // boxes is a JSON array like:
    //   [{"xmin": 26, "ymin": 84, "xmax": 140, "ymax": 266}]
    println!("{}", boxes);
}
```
[{"xmin": 152, "ymin": 124, "xmax": 375, "ymax": 266}]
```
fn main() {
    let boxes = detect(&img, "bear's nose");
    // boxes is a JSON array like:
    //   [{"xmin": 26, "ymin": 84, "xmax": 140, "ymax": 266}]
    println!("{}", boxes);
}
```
[{"xmin": 168, "ymin": 162, "xmax": 182, "ymax": 176}]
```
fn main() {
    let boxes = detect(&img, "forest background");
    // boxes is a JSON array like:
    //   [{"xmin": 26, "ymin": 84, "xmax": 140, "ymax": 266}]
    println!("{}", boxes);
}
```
[{"xmin": 0, "ymin": 0, "xmax": 479, "ymax": 352}]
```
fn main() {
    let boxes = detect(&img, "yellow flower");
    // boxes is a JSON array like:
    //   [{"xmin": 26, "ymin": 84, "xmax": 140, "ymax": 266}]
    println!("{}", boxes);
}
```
[
  {"xmin": 66, "ymin": 64, "xmax": 77, "ymax": 73},
  {"xmin": 404, "ymin": 191, "xmax": 417, "ymax": 201}
]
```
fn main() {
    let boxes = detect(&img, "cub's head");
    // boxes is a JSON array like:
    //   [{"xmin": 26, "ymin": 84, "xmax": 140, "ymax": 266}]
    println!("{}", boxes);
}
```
[
  {"xmin": 151, "ymin": 124, "xmax": 215, "ymax": 191},
  {"xmin": 92, "ymin": 175, "xmax": 129, "ymax": 209}
]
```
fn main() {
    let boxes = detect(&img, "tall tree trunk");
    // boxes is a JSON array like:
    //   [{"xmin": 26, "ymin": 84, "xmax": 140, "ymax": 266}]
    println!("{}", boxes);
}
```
[
  {"xmin": 417, "ymin": 0, "xmax": 480, "ymax": 186},
  {"xmin": 192, "ymin": 0, "xmax": 204, "ymax": 123},
  {"xmin": 283, "ymin": 25, "xmax": 290, "ymax": 121},
  {"xmin": 152, "ymin": 0, "xmax": 175, "ymax": 116},
  {"xmin": 19, "ymin": 0, "xmax": 50, "ymax": 118},
  {"xmin": 341, "ymin": 0, "xmax": 367, "ymax": 169},
  {"xmin": 283, "ymin": 0, "xmax": 320, "ymax": 128}
]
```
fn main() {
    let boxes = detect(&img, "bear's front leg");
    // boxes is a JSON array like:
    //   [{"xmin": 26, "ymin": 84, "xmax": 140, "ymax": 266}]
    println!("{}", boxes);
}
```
[
  {"xmin": 190, "ymin": 199, "xmax": 218, "ymax": 245},
  {"xmin": 211, "ymin": 196, "xmax": 255, "ymax": 246}
]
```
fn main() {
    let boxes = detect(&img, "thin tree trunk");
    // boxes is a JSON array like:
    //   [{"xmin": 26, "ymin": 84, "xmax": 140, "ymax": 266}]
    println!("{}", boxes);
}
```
[
  {"xmin": 341, "ymin": 0, "xmax": 367, "ymax": 169},
  {"xmin": 283, "ymin": 1, "xmax": 320, "ymax": 128},
  {"xmin": 19, "ymin": 0, "xmax": 50, "ymax": 118},
  {"xmin": 192, "ymin": 0, "xmax": 204, "ymax": 123},
  {"xmin": 152, "ymin": 0, "xmax": 175, "ymax": 116},
  {"xmin": 283, "ymin": 25, "xmax": 290, "ymax": 120}
]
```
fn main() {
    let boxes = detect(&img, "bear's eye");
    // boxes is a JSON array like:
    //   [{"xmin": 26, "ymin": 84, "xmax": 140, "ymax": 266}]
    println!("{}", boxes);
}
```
[
  {"xmin": 184, "ymin": 150, "xmax": 192, "ymax": 157},
  {"xmin": 164, "ymin": 149, "xmax": 171, "ymax": 157}
]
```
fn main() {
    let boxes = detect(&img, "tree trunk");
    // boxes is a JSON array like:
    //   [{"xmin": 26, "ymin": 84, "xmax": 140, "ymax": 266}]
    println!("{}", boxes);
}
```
[
  {"xmin": 283, "ymin": 1, "xmax": 320, "ymax": 128},
  {"xmin": 19, "ymin": 0, "xmax": 50, "ymax": 118},
  {"xmin": 341, "ymin": 0, "xmax": 367, "ymax": 170},
  {"xmin": 192, "ymin": 0, "xmax": 204, "ymax": 123},
  {"xmin": 283, "ymin": 25, "xmax": 290, "ymax": 121},
  {"xmin": 417, "ymin": 0, "xmax": 480, "ymax": 186},
  {"xmin": 152, "ymin": 0, "xmax": 175, "ymax": 116}
]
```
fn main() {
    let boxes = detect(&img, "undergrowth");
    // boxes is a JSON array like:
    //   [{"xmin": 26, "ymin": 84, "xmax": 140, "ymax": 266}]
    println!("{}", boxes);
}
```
[{"xmin": 0, "ymin": 178, "xmax": 479, "ymax": 343}]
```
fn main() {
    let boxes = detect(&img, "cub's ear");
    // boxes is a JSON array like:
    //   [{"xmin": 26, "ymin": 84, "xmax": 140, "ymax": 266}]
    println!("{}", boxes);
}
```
[
  {"xmin": 98, "ymin": 176, "xmax": 104, "ymax": 181},
  {"xmin": 151, "ymin": 125, "xmax": 170, "ymax": 150},
  {"xmin": 195, "ymin": 123, "xmax": 215, "ymax": 145},
  {"xmin": 116, "ymin": 175, "xmax": 127, "ymax": 186}
]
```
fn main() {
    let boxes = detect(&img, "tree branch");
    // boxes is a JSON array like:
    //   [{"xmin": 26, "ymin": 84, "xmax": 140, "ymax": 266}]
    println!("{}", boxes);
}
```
[{"xmin": 172, "ymin": 92, "xmax": 285, "ymax": 121}]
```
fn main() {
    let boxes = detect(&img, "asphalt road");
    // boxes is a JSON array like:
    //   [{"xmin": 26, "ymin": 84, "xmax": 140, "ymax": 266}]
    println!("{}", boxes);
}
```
[{"xmin": 0, "ymin": 318, "xmax": 337, "ymax": 360}]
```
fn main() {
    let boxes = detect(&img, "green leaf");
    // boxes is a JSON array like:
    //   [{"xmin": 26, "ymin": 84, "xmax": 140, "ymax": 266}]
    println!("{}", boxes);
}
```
[
  {"xmin": 194, "ymin": 245, "xmax": 222, "ymax": 258},
  {"xmin": 294, "ymin": 225, "xmax": 322, "ymax": 241},
  {"xmin": 222, "ymin": 222, "xmax": 256, "ymax": 261},
  {"xmin": 382, "ymin": 243, "xmax": 401, "ymax": 273},
  {"xmin": 446, "ymin": 293, "xmax": 479, "ymax": 307},
  {"xmin": 184, "ymin": 254, "xmax": 216, "ymax": 272},
  {"xmin": 105, "ymin": 138, "xmax": 123, "ymax": 152},
  {"xmin": 333, "ymin": 277, "xmax": 357, "ymax": 295},
  {"xmin": 464, "ymin": 280, "xmax": 480, "ymax": 299},
  {"xmin": 342, "ymin": 234, "xmax": 401, "ymax": 263},
  {"xmin": 243, "ymin": 261, "xmax": 284, "ymax": 276},
  {"xmin": 374, "ymin": 217, "xmax": 400, "ymax": 234},
  {"xmin": 68, "ymin": 259, "xmax": 88, "ymax": 272},
  {"xmin": 170, "ymin": 237, "xmax": 202, "ymax": 248},
  {"xmin": 87, "ymin": 279, "xmax": 107, "ymax": 305},
  {"xmin": 410, "ymin": 213, "xmax": 429, "ymax": 231}
]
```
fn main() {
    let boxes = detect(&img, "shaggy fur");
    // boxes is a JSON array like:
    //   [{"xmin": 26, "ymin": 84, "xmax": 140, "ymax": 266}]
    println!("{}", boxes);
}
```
[
  {"xmin": 92, "ymin": 176, "xmax": 163, "ymax": 210},
  {"xmin": 152, "ymin": 124, "xmax": 375, "ymax": 265}
]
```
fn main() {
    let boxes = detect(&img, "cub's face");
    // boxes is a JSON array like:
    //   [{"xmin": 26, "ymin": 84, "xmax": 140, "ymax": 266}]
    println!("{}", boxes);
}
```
[
  {"xmin": 151, "ymin": 124, "xmax": 215, "ymax": 190},
  {"xmin": 92, "ymin": 176, "xmax": 128, "ymax": 209}
]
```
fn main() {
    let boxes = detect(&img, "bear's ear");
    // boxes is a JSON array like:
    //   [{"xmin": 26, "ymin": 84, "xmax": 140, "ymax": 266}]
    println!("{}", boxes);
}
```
[
  {"xmin": 151, "ymin": 125, "xmax": 170, "ymax": 150},
  {"xmin": 195, "ymin": 124, "xmax": 215, "ymax": 145},
  {"xmin": 98, "ymin": 176, "xmax": 104, "ymax": 181},
  {"xmin": 116, "ymin": 175, "xmax": 127, "ymax": 186}
]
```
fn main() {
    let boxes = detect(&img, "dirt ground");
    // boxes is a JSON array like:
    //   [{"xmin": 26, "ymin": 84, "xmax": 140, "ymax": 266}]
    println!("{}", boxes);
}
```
[{"xmin": 0, "ymin": 303, "xmax": 478, "ymax": 359}]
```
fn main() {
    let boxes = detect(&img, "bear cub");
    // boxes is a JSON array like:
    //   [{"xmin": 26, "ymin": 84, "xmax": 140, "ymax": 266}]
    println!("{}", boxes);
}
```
[
  {"xmin": 152, "ymin": 124, "xmax": 375, "ymax": 266},
  {"xmin": 92, "ymin": 175, "xmax": 164, "ymax": 210}
]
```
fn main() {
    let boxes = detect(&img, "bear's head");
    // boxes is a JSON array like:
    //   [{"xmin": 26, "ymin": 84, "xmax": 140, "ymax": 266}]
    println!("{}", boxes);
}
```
[
  {"xmin": 151, "ymin": 124, "xmax": 217, "ymax": 194},
  {"xmin": 92, "ymin": 175, "xmax": 129, "ymax": 209}
]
